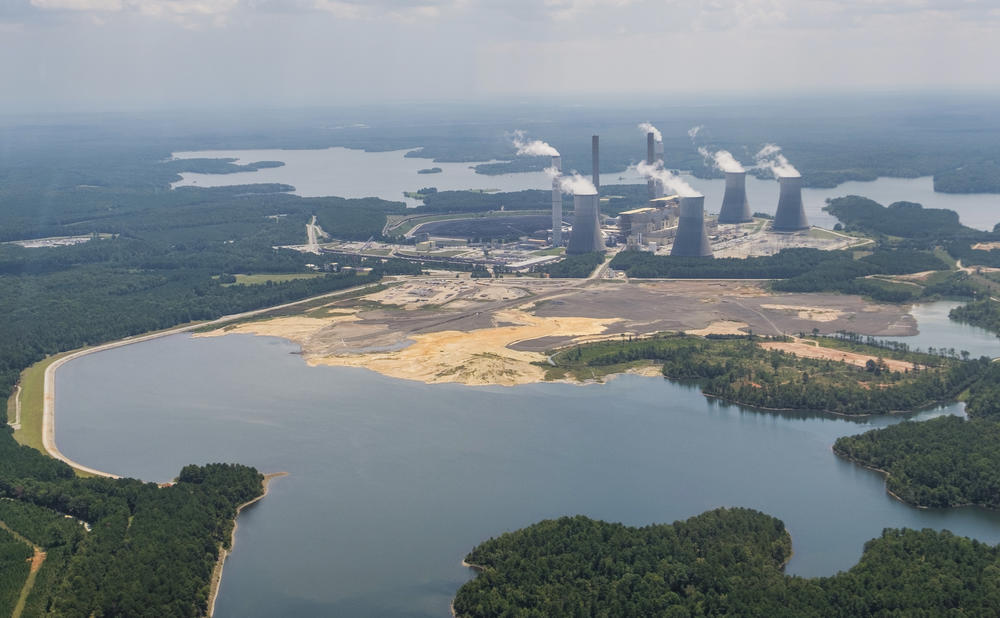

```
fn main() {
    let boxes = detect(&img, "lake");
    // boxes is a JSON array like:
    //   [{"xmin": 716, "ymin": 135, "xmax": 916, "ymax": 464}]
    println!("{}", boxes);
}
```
[
  {"xmin": 54, "ymin": 305, "xmax": 1000, "ymax": 617},
  {"xmin": 171, "ymin": 147, "xmax": 1000, "ymax": 230}
]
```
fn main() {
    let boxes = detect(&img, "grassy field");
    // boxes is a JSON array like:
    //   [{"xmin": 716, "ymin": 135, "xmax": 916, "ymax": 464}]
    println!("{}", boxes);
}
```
[
  {"xmin": 226, "ymin": 273, "xmax": 324, "ymax": 286},
  {"xmin": 13, "ymin": 353, "xmax": 65, "ymax": 454}
]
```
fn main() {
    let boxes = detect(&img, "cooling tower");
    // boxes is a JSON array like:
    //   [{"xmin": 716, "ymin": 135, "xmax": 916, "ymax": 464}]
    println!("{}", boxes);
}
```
[
  {"xmin": 670, "ymin": 196, "xmax": 713, "ymax": 257},
  {"xmin": 551, "ymin": 155, "xmax": 563, "ymax": 245},
  {"xmin": 772, "ymin": 175, "xmax": 809, "ymax": 231},
  {"xmin": 646, "ymin": 132, "xmax": 657, "ymax": 201},
  {"xmin": 567, "ymin": 192, "xmax": 604, "ymax": 255},
  {"xmin": 591, "ymin": 135, "xmax": 600, "ymax": 192},
  {"xmin": 717, "ymin": 171, "xmax": 752, "ymax": 223}
]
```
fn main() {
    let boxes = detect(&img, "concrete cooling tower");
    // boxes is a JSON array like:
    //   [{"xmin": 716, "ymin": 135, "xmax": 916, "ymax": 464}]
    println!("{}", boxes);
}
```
[
  {"xmin": 772, "ymin": 175, "xmax": 809, "ymax": 231},
  {"xmin": 671, "ymin": 196, "xmax": 713, "ymax": 257},
  {"xmin": 567, "ymin": 192, "xmax": 604, "ymax": 255},
  {"xmin": 717, "ymin": 171, "xmax": 752, "ymax": 224},
  {"xmin": 551, "ymin": 155, "xmax": 563, "ymax": 245}
]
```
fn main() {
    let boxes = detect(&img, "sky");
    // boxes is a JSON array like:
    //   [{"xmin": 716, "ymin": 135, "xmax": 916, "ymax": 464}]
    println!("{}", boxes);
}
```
[{"xmin": 1, "ymin": 0, "xmax": 999, "ymax": 112}]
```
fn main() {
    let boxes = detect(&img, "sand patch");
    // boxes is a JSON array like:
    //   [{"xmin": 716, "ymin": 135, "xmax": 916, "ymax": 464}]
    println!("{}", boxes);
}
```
[
  {"xmin": 760, "ymin": 341, "xmax": 915, "ymax": 373},
  {"xmin": 307, "ymin": 309, "xmax": 620, "ymax": 386},
  {"xmin": 972, "ymin": 242, "xmax": 1000, "ymax": 251},
  {"xmin": 194, "ymin": 313, "xmax": 358, "ymax": 341},
  {"xmin": 761, "ymin": 304, "xmax": 843, "ymax": 322},
  {"xmin": 685, "ymin": 321, "xmax": 749, "ymax": 336}
]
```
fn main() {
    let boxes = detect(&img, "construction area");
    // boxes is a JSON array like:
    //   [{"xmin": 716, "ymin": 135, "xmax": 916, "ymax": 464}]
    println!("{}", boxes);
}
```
[{"xmin": 199, "ymin": 276, "xmax": 918, "ymax": 386}]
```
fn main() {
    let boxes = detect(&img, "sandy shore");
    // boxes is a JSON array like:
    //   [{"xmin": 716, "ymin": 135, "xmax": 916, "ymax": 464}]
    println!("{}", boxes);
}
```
[{"xmin": 207, "ymin": 472, "xmax": 288, "ymax": 617}]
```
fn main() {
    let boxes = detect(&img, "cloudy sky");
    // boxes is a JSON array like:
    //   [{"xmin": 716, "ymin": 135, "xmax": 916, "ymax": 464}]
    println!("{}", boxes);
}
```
[{"xmin": 1, "ymin": 0, "xmax": 998, "ymax": 112}]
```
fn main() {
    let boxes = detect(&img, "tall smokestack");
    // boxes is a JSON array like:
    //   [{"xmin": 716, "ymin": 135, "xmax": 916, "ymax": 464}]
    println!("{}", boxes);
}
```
[
  {"xmin": 647, "ymin": 132, "xmax": 656, "ymax": 201},
  {"xmin": 654, "ymin": 137, "xmax": 665, "ymax": 198},
  {"xmin": 718, "ymin": 171, "xmax": 752, "ymax": 224},
  {"xmin": 567, "ymin": 191, "xmax": 604, "ymax": 255},
  {"xmin": 591, "ymin": 135, "xmax": 600, "ymax": 193},
  {"xmin": 551, "ymin": 155, "xmax": 563, "ymax": 245},
  {"xmin": 671, "ymin": 196, "xmax": 713, "ymax": 257},
  {"xmin": 772, "ymin": 175, "xmax": 809, "ymax": 231}
]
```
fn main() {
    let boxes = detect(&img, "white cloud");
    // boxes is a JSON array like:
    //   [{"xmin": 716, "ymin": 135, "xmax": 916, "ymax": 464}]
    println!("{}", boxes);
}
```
[{"xmin": 30, "ymin": 0, "xmax": 123, "ymax": 10}]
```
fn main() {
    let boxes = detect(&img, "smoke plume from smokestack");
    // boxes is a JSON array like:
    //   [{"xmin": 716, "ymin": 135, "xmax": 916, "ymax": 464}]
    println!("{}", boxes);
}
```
[
  {"xmin": 698, "ymin": 147, "xmax": 745, "ymax": 173},
  {"xmin": 634, "ymin": 161, "xmax": 700, "ymax": 198},
  {"xmin": 546, "ymin": 167, "xmax": 596, "ymax": 195},
  {"xmin": 754, "ymin": 143, "xmax": 800, "ymax": 178},
  {"xmin": 638, "ymin": 122, "xmax": 662, "ymax": 143},
  {"xmin": 511, "ymin": 130, "xmax": 559, "ymax": 157}
]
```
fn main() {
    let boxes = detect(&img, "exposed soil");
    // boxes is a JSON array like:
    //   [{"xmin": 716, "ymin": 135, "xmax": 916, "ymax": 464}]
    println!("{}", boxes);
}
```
[{"xmin": 198, "ymin": 277, "xmax": 919, "ymax": 386}]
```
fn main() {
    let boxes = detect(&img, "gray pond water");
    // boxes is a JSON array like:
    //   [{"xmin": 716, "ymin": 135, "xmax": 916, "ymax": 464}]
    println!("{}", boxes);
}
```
[
  {"xmin": 54, "ymin": 306, "xmax": 1000, "ymax": 617},
  {"xmin": 171, "ymin": 147, "xmax": 1000, "ymax": 230}
]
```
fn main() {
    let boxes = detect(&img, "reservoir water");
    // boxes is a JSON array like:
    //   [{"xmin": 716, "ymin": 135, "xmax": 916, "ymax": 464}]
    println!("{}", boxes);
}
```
[
  {"xmin": 171, "ymin": 147, "xmax": 1000, "ymax": 231},
  {"xmin": 55, "ymin": 305, "xmax": 1000, "ymax": 617}
]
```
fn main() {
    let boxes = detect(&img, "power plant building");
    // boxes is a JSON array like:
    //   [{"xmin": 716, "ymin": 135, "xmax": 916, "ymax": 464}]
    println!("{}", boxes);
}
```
[
  {"xmin": 670, "ymin": 196, "xmax": 713, "ymax": 257},
  {"xmin": 772, "ymin": 175, "xmax": 809, "ymax": 231},
  {"xmin": 567, "ymin": 192, "xmax": 605, "ymax": 254},
  {"xmin": 717, "ymin": 171, "xmax": 752, "ymax": 223}
]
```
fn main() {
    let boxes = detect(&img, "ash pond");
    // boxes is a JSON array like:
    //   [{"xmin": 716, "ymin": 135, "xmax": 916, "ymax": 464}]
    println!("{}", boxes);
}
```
[{"xmin": 57, "ymin": 333, "xmax": 1000, "ymax": 617}]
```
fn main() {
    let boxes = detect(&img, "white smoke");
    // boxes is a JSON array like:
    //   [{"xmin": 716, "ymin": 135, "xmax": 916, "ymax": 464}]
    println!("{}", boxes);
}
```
[
  {"xmin": 754, "ymin": 143, "xmax": 800, "ymax": 178},
  {"xmin": 545, "ymin": 166, "xmax": 596, "ymax": 195},
  {"xmin": 511, "ymin": 129, "xmax": 559, "ymax": 157},
  {"xmin": 638, "ymin": 122, "xmax": 662, "ymax": 142},
  {"xmin": 687, "ymin": 125, "xmax": 704, "ymax": 140},
  {"xmin": 697, "ymin": 146, "xmax": 745, "ymax": 173},
  {"xmin": 634, "ymin": 161, "xmax": 700, "ymax": 198}
]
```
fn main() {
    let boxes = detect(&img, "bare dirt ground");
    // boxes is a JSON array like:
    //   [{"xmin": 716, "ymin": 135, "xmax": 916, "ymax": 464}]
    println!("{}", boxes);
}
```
[
  {"xmin": 760, "ymin": 341, "xmax": 916, "ymax": 372},
  {"xmin": 198, "ymin": 277, "xmax": 918, "ymax": 386}
]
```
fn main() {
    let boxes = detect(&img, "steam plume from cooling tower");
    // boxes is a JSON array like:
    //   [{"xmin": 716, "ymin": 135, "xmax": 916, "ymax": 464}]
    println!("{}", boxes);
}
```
[
  {"xmin": 546, "ymin": 167, "xmax": 596, "ymax": 195},
  {"xmin": 638, "ymin": 122, "xmax": 662, "ymax": 142},
  {"xmin": 511, "ymin": 130, "xmax": 560, "ymax": 157},
  {"xmin": 754, "ymin": 143, "xmax": 800, "ymax": 178},
  {"xmin": 698, "ymin": 147, "xmax": 745, "ymax": 173},
  {"xmin": 633, "ymin": 161, "xmax": 700, "ymax": 198}
]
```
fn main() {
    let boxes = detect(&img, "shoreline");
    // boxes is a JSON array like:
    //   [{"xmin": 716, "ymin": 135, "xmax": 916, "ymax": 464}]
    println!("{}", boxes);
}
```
[
  {"xmin": 27, "ymin": 280, "xmax": 383, "ymax": 478},
  {"xmin": 207, "ymin": 472, "xmax": 288, "ymax": 617}
]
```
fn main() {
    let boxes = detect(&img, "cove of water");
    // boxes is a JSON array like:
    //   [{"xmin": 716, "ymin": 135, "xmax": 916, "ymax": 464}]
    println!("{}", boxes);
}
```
[
  {"xmin": 880, "ymin": 300, "xmax": 1000, "ymax": 359},
  {"xmin": 54, "ymin": 306, "xmax": 1000, "ymax": 617},
  {"xmin": 171, "ymin": 147, "xmax": 1000, "ymax": 230}
]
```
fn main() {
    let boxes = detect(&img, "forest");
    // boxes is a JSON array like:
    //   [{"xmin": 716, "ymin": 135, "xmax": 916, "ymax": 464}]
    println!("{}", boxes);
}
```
[
  {"xmin": 834, "ymin": 416, "xmax": 1000, "ymax": 509},
  {"xmin": 608, "ymin": 247, "xmax": 952, "ymax": 303},
  {"xmin": 823, "ymin": 195, "xmax": 977, "ymax": 239},
  {"xmin": 454, "ymin": 507, "xmax": 1000, "ymax": 617},
  {"xmin": 548, "ymin": 333, "xmax": 989, "ymax": 416},
  {"xmin": 949, "ymin": 298, "xmax": 1000, "ymax": 335},
  {"xmin": 539, "ymin": 252, "xmax": 605, "ymax": 278}
]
